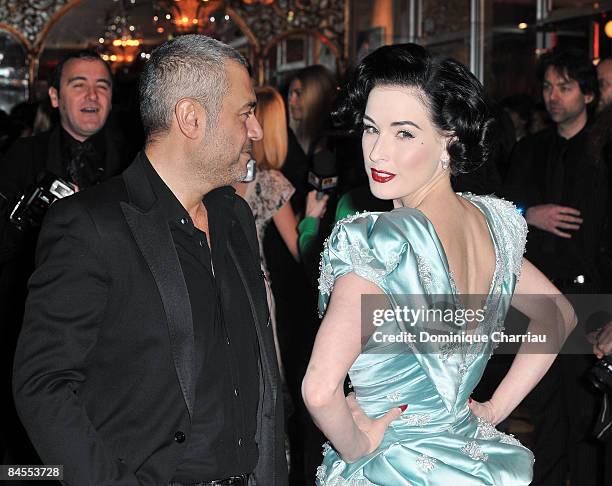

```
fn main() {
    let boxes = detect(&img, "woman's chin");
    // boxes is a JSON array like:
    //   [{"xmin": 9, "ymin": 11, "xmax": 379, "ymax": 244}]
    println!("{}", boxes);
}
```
[{"xmin": 369, "ymin": 181, "xmax": 398, "ymax": 201}]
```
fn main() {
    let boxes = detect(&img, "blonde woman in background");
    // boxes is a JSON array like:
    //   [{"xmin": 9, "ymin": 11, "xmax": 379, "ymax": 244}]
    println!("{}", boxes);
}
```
[
  {"xmin": 235, "ymin": 86, "xmax": 300, "ymax": 261},
  {"xmin": 234, "ymin": 86, "xmax": 303, "ymax": 385}
]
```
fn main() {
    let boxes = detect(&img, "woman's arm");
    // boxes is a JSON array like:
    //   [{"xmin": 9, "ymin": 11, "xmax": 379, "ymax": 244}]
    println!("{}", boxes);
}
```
[
  {"xmin": 302, "ymin": 273, "xmax": 402, "ymax": 462},
  {"xmin": 298, "ymin": 190, "xmax": 329, "ymax": 260},
  {"xmin": 272, "ymin": 200, "xmax": 300, "ymax": 261},
  {"xmin": 469, "ymin": 258, "xmax": 577, "ymax": 424}
]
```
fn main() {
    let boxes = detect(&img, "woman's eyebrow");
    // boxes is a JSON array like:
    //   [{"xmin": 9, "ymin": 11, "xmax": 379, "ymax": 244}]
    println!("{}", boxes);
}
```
[
  {"xmin": 363, "ymin": 114, "xmax": 422, "ymax": 130},
  {"xmin": 390, "ymin": 120, "xmax": 422, "ymax": 130}
]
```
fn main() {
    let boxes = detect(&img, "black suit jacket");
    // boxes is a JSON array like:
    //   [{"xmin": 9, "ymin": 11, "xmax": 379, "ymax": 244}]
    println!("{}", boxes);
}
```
[
  {"xmin": 1, "ymin": 126, "xmax": 133, "ymax": 466},
  {"xmin": 0, "ymin": 126, "xmax": 125, "ymax": 194},
  {"xmin": 503, "ymin": 127, "xmax": 607, "ymax": 284},
  {"xmin": 0, "ymin": 125, "xmax": 130, "ymax": 306},
  {"xmin": 13, "ymin": 154, "xmax": 287, "ymax": 485}
]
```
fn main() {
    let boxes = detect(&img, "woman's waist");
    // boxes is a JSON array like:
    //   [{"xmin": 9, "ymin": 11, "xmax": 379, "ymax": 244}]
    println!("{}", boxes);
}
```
[{"xmin": 356, "ymin": 394, "xmax": 475, "ymax": 435}]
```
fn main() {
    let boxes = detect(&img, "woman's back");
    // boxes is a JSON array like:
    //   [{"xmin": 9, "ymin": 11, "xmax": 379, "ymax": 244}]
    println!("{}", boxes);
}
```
[
  {"xmin": 315, "ymin": 194, "xmax": 532, "ymax": 485},
  {"xmin": 419, "ymin": 193, "xmax": 497, "ymax": 298}
]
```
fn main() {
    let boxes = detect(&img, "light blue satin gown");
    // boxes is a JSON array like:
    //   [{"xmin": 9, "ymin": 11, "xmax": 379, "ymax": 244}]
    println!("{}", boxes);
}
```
[{"xmin": 316, "ymin": 193, "xmax": 533, "ymax": 486}]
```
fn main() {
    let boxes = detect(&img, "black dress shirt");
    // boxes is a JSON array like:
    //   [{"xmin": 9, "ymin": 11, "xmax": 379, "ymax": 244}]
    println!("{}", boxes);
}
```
[
  {"xmin": 141, "ymin": 159, "xmax": 259, "ymax": 482},
  {"xmin": 60, "ymin": 127, "xmax": 107, "ymax": 188}
]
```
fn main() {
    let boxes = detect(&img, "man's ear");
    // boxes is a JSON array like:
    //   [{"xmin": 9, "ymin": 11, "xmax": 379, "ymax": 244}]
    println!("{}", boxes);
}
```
[
  {"xmin": 584, "ymin": 92, "xmax": 594, "ymax": 105},
  {"xmin": 48, "ymin": 87, "xmax": 59, "ymax": 108},
  {"xmin": 175, "ymin": 98, "xmax": 206, "ymax": 139}
]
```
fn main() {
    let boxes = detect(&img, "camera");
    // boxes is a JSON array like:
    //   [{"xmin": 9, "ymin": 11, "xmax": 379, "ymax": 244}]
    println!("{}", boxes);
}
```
[
  {"xmin": 9, "ymin": 172, "xmax": 76, "ymax": 232},
  {"xmin": 588, "ymin": 355, "xmax": 612, "ymax": 394},
  {"xmin": 587, "ymin": 355, "xmax": 612, "ymax": 441}
]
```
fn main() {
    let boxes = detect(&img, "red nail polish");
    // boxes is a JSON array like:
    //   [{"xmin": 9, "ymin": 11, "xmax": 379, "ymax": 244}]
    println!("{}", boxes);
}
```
[
  {"xmin": 468, "ymin": 397, "xmax": 473, "ymax": 404},
  {"xmin": 399, "ymin": 404, "xmax": 408, "ymax": 412}
]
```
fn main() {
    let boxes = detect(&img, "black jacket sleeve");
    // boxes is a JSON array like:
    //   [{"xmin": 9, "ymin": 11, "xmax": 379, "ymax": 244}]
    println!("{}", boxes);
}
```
[
  {"xmin": 0, "ymin": 138, "xmax": 36, "ymax": 264},
  {"xmin": 12, "ymin": 198, "xmax": 140, "ymax": 486},
  {"xmin": 502, "ymin": 137, "xmax": 540, "ymax": 209}
]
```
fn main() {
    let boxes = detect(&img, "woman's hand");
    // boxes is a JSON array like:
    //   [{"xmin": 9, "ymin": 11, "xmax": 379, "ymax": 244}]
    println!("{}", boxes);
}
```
[
  {"xmin": 468, "ymin": 397, "xmax": 498, "ymax": 424},
  {"xmin": 305, "ymin": 190, "xmax": 329, "ymax": 218},
  {"xmin": 342, "ymin": 393, "xmax": 402, "ymax": 462}
]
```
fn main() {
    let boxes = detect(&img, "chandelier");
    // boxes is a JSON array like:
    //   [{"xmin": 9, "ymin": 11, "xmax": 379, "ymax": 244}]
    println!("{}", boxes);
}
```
[
  {"xmin": 152, "ymin": 0, "xmax": 276, "ymax": 36},
  {"xmin": 99, "ymin": 0, "xmax": 144, "ymax": 68},
  {"xmin": 153, "ymin": 0, "xmax": 226, "ymax": 35}
]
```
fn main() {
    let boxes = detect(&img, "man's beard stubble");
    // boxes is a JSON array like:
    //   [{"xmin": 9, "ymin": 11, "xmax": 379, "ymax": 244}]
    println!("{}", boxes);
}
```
[{"xmin": 194, "ymin": 131, "xmax": 246, "ymax": 188}]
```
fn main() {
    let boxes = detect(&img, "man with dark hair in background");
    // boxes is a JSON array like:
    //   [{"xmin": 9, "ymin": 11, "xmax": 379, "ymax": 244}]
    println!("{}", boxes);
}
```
[
  {"xmin": 504, "ymin": 48, "xmax": 606, "ymax": 485},
  {"xmin": 0, "ymin": 50, "xmax": 132, "ymax": 469},
  {"xmin": 12, "ymin": 35, "xmax": 287, "ymax": 485},
  {"xmin": 597, "ymin": 57, "xmax": 612, "ymax": 111}
]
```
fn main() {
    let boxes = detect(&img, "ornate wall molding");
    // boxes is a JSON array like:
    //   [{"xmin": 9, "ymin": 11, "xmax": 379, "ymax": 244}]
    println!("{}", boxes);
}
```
[
  {"xmin": 0, "ymin": 0, "xmax": 348, "ymax": 91},
  {"xmin": 0, "ymin": 0, "xmax": 70, "ymax": 47},
  {"xmin": 0, "ymin": 22, "xmax": 31, "ymax": 50},
  {"xmin": 0, "ymin": 0, "xmax": 347, "ymax": 57},
  {"xmin": 230, "ymin": 0, "xmax": 347, "ymax": 59}
]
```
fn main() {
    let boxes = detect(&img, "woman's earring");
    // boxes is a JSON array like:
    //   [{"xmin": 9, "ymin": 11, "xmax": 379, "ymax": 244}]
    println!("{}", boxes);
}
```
[{"xmin": 441, "ymin": 157, "xmax": 450, "ymax": 171}]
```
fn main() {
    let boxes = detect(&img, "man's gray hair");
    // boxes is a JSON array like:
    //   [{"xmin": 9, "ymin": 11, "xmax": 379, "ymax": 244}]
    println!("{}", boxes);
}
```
[{"xmin": 139, "ymin": 34, "xmax": 248, "ymax": 140}]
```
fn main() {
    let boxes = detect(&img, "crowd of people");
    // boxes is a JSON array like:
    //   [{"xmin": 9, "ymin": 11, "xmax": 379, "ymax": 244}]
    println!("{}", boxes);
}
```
[{"xmin": 0, "ymin": 33, "xmax": 611, "ymax": 486}]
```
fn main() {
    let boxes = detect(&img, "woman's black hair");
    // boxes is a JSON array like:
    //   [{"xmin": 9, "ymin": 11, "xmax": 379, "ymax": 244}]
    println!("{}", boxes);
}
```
[{"xmin": 335, "ymin": 43, "xmax": 497, "ymax": 174}]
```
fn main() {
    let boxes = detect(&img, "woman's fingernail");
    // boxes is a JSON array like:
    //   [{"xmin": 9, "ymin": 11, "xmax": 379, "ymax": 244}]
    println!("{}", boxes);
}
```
[
  {"xmin": 399, "ymin": 404, "xmax": 408, "ymax": 412},
  {"xmin": 468, "ymin": 397, "xmax": 473, "ymax": 404}
]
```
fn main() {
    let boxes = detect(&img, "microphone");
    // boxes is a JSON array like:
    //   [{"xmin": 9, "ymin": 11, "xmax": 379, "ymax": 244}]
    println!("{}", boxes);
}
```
[
  {"xmin": 242, "ymin": 158, "xmax": 256, "ymax": 183},
  {"xmin": 308, "ymin": 149, "xmax": 337, "ymax": 200}
]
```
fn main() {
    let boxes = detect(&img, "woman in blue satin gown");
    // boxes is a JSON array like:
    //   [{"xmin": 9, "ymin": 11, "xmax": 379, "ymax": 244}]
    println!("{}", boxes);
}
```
[{"xmin": 302, "ymin": 44, "xmax": 577, "ymax": 485}]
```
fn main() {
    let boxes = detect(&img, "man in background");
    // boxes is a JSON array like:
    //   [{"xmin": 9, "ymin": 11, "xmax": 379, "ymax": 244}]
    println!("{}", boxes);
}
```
[
  {"xmin": 597, "ymin": 57, "xmax": 612, "ymax": 111},
  {"xmin": 0, "ymin": 50, "xmax": 132, "ymax": 468},
  {"xmin": 504, "ymin": 48, "xmax": 605, "ymax": 486}
]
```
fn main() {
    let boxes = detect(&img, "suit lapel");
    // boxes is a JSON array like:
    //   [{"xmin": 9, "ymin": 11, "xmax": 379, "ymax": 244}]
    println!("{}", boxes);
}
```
[
  {"xmin": 227, "ymin": 221, "xmax": 278, "ymax": 402},
  {"xmin": 121, "ymin": 157, "xmax": 195, "ymax": 418}
]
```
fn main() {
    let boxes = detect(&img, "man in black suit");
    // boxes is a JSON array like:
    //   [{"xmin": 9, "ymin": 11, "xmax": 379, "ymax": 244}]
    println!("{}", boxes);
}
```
[
  {"xmin": 0, "ymin": 50, "xmax": 129, "ymax": 262},
  {"xmin": 13, "ymin": 35, "xmax": 287, "ymax": 486},
  {"xmin": 0, "ymin": 51, "xmax": 132, "ymax": 467},
  {"xmin": 504, "ymin": 48, "xmax": 605, "ymax": 486}
]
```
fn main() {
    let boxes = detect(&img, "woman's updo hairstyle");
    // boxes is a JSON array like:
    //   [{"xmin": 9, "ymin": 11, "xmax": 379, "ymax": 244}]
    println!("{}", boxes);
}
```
[{"xmin": 336, "ymin": 43, "xmax": 497, "ymax": 174}]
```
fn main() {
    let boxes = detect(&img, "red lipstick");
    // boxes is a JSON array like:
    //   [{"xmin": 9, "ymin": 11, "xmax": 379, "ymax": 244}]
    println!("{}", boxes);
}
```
[{"xmin": 371, "ymin": 168, "xmax": 396, "ymax": 183}]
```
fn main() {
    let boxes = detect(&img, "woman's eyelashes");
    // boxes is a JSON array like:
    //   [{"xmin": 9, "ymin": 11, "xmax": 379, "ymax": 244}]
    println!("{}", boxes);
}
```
[
  {"xmin": 397, "ymin": 130, "xmax": 414, "ymax": 139},
  {"xmin": 362, "ymin": 123, "xmax": 378, "ymax": 134}
]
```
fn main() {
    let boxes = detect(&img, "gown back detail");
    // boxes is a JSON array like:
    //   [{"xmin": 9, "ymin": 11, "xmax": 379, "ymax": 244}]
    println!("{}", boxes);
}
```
[{"xmin": 316, "ymin": 193, "xmax": 532, "ymax": 486}]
